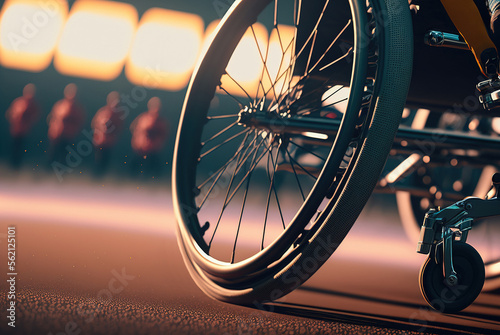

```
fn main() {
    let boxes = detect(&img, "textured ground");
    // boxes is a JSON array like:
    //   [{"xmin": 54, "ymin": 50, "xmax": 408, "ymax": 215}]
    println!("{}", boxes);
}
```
[{"xmin": 0, "ymin": 178, "xmax": 499, "ymax": 335}]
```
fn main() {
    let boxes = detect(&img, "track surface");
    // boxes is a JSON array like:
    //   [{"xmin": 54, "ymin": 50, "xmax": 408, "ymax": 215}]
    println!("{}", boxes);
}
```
[{"xmin": 1, "ymin": 176, "xmax": 499, "ymax": 335}]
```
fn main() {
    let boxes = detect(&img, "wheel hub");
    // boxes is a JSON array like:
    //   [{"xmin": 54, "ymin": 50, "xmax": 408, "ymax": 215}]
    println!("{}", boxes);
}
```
[
  {"xmin": 237, "ymin": 106, "xmax": 258, "ymax": 127},
  {"xmin": 237, "ymin": 106, "xmax": 285, "ymax": 133}
]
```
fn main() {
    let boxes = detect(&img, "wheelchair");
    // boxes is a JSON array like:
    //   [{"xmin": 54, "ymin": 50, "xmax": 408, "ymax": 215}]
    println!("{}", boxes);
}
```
[{"xmin": 172, "ymin": 0, "xmax": 500, "ymax": 313}]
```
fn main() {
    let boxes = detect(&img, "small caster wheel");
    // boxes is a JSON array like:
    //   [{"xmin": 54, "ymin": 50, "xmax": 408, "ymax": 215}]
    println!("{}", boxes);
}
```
[{"xmin": 419, "ymin": 241, "xmax": 485, "ymax": 313}]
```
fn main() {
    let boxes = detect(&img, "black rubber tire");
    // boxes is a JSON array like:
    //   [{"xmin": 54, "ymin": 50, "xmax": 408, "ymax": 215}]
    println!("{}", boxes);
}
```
[
  {"xmin": 173, "ymin": 0, "xmax": 413, "ymax": 304},
  {"xmin": 419, "ymin": 241, "xmax": 485, "ymax": 313}
]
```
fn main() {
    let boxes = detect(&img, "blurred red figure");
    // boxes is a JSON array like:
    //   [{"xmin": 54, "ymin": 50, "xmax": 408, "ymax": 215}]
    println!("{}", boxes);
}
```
[
  {"xmin": 129, "ymin": 97, "xmax": 168, "ymax": 178},
  {"xmin": 5, "ymin": 83, "xmax": 40, "ymax": 168},
  {"xmin": 47, "ymin": 84, "xmax": 86, "ymax": 165},
  {"xmin": 91, "ymin": 91, "xmax": 123, "ymax": 176}
]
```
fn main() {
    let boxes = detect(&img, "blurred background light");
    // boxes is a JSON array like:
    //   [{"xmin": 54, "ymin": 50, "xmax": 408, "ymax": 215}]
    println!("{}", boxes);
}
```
[
  {"xmin": 221, "ymin": 22, "xmax": 268, "ymax": 98},
  {"xmin": 322, "ymin": 85, "xmax": 350, "ymax": 112},
  {"xmin": 492, "ymin": 117, "xmax": 500, "ymax": 134},
  {"xmin": 0, "ymin": 0, "xmax": 68, "ymax": 72},
  {"xmin": 264, "ymin": 25, "xmax": 295, "ymax": 99},
  {"xmin": 126, "ymin": 8, "xmax": 204, "ymax": 91},
  {"xmin": 199, "ymin": 20, "xmax": 219, "ymax": 58},
  {"xmin": 54, "ymin": 0, "xmax": 137, "ymax": 81}
]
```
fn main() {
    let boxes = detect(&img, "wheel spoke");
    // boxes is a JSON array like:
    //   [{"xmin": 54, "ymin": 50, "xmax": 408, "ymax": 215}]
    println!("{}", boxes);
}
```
[
  {"xmin": 231, "ymin": 173, "xmax": 252, "ymax": 264},
  {"xmin": 269, "ymin": 143, "xmax": 286, "ymax": 229},
  {"xmin": 286, "ymin": 147, "xmax": 306, "ymax": 201},
  {"xmin": 207, "ymin": 114, "xmax": 239, "ymax": 120},
  {"xmin": 317, "ymin": 97, "xmax": 348, "ymax": 112},
  {"xmin": 201, "ymin": 121, "xmax": 238, "ymax": 146},
  {"xmin": 321, "ymin": 85, "xmax": 344, "ymax": 104},
  {"xmin": 287, "ymin": 152, "xmax": 319, "ymax": 180},
  {"xmin": 293, "ymin": 78, "xmax": 343, "ymax": 115},
  {"xmin": 262, "ymin": 0, "xmax": 332, "ymax": 102},
  {"xmin": 293, "ymin": 0, "xmax": 331, "ymax": 67},
  {"xmin": 225, "ymin": 139, "xmax": 273, "ymax": 206},
  {"xmin": 255, "ymin": 27, "xmax": 271, "ymax": 103},
  {"xmin": 218, "ymin": 84, "xmax": 246, "ymax": 108},
  {"xmin": 261, "ymin": 37, "xmax": 296, "ymax": 105},
  {"xmin": 258, "ymin": 17, "xmax": 351, "ymax": 114},
  {"xmin": 307, "ymin": 19, "xmax": 352, "ymax": 75},
  {"xmin": 208, "ymin": 132, "xmax": 255, "ymax": 248},
  {"xmin": 284, "ymin": 29, "xmax": 298, "ymax": 107},
  {"xmin": 319, "ymin": 47, "xmax": 353, "ymax": 72},
  {"xmin": 257, "ymin": 0, "xmax": 342, "ymax": 111},
  {"xmin": 230, "ymin": 134, "xmax": 263, "ymax": 263},
  {"xmin": 203, "ymin": 132, "xmax": 269, "ymax": 213},
  {"xmin": 253, "ymin": 26, "xmax": 296, "ymax": 109},
  {"xmin": 200, "ymin": 128, "xmax": 249, "ymax": 159},
  {"xmin": 294, "ymin": 84, "xmax": 344, "ymax": 116},
  {"xmin": 230, "ymin": 132, "xmax": 269, "ymax": 178},
  {"xmin": 223, "ymin": 71, "xmax": 254, "ymax": 102},
  {"xmin": 274, "ymin": 0, "xmax": 278, "ymax": 27},
  {"xmin": 294, "ymin": 0, "xmax": 302, "ymax": 27},
  {"xmin": 262, "ymin": 145, "xmax": 279, "ymax": 249},
  {"xmin": 209, "ymin": 132, "xmax": 269, "ymax": 249},
  {"xmin": 251, "ymin": 25, "xmax": 279, "ymax": 104},
  {"xmin": 289, "ymin": 140, "xmax": 327, "ymax": 161},
  {"xmin": 197, "ymin": 132, "xmax": 253, "ymax": 209},
  {"xmin": 304, "ymin": 30, "xmax": 318, "ymax": 76},
  {"xmin": 197, "ymin": 131, "xmax": 258, "ymax": 190}
]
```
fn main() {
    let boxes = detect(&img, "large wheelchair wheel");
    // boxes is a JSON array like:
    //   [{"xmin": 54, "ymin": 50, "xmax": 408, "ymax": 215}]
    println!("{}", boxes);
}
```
[{"xmin": 173, "ymin": 0, "xmax": 413, "ymax": 304}]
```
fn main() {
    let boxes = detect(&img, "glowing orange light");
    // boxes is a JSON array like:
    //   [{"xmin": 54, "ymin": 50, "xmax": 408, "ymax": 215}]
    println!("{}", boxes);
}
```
[
  {"xmin": 54, "ymin": 0, "xmax": 137, "ymax": 81},
  {"xmin": 264, "ymin": 25, "xmax": 295, "ymax": 99},
  {"xmin": 492, "ymin": 117, "xmax": 500, "ymax": 134},
  {"xmin": 0, "ymin": 0, "xmax": 68, "ymax": 72},
  {"xmin": 221, "ymin": 22, "xmax": 268, "ymax": 97},
  {"xmin": 126, "ymin": 8, "xmax": 204, "ymax": 91},
  {"xmin": 200, "ymin": 20, "xmax": 219, "ymax": 57}
]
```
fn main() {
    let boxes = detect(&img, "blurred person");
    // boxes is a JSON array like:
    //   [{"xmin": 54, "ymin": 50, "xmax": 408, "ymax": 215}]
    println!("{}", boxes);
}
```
[
  {"xmin": 91, "ymin": 91, "xmax": 123, "ymax": 176},
  {"xmin": 47, "ymin": 83, "xmax": 86, "ymax": 166},
  {"xmin": 129, "ymin": 97, "xmax": 168, "ymax": 179},
  {"xmin": 5, "ymin": 83, "xmax": 40, "ymax": 168}
]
